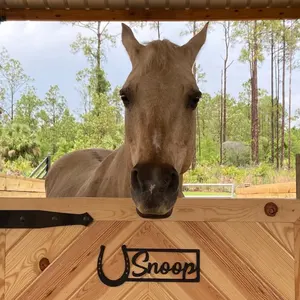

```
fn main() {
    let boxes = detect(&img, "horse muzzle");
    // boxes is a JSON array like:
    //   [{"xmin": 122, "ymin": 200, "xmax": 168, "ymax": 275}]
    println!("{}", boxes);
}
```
[{"xmin": 130, "ymin": 162, "xmax": 179, "ymax": 219}]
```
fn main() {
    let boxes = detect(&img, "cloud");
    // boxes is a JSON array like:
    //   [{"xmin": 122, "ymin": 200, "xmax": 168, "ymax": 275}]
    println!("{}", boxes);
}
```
[{"xmin": 0, "ymin": 20, "xmax": 299, "ymax": 126}]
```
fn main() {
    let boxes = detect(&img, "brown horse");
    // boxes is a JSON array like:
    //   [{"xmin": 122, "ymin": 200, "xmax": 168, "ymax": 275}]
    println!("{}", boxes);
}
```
[{"xmin": 45, "ymin": 22, "xmax": 209, "ymax": 218}]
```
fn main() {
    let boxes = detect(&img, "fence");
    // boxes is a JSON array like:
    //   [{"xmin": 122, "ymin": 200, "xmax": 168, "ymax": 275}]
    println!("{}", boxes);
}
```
[
  {"xmin": 0, "ymin": 174, "xmax": 45, "ymax": 197},
  {"xmin": 236, "ymin": 182, "xmax": 296, "ymax": 198}
]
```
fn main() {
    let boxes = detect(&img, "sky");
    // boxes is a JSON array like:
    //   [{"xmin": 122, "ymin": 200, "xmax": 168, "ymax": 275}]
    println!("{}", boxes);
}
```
[{"xmin": 0, "ymin": 20, "xmax": 300, "ymax": 121}]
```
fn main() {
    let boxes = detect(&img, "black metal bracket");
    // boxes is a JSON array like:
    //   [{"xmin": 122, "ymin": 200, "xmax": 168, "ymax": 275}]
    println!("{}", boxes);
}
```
[
  {"xmin": 0, "ymin": 210, "xmax": 94, "ymax": 228},
  {"xmin": 0, "ymin": 16, "xmax": 6, "ymax": 23}
]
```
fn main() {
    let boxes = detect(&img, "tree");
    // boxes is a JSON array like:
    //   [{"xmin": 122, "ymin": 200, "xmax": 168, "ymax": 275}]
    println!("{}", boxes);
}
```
[
  {"xmin": 75, "ymin": 67, "xmax": 111, "ymax": 114},
  {"xmin": 14, "ymin": 87, "xmax": 43, "ymax": 130},
  {"xmin": 129, "ymin": 21, "xmax": 162, "ymax": 39},
  {"xmin": 67, "ymin": 22, "xmax": 118, "ymax": 95},
  {"xmin": 233, "ymin": 21, "xmax": 265, "ymax": 165},
  {"xmin": 285, "ymin": 20, "xmax": 300, "ymax": 169},
  {"xmin": 219, "ymin": 21, "xmax": 234, "ymax": 164},
  {"xmin": 0, "ymin": 48, "xmax": 32, "ymax": 121},
  {"xmin": 38, "ymin": 85, "xmax": 67, "ymax": 156},
  {"xmin": 281, "ymin": 20, "xmax": 286, "ymax": 168},
  {"xmin": 261, "ymin": 20, "xmax": 281, "ymax": 165},
  {"xmin": 74, "ymin": 92, "xmax": 124, "ymax": 151}
]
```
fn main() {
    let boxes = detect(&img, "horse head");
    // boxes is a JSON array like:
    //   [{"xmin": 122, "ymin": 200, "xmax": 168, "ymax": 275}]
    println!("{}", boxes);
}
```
[{"xmin": 120, "ymin": 22, "xmax": 209, "ymax": 218}]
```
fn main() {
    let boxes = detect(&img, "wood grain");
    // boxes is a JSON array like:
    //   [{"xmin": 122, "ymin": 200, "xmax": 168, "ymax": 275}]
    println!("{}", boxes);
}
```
[
  {"xmin": 16, "ymin": 221, "xmax": 143, "ymax": 300},
  {"xmin": 0, "ymin": 191, "xmax": 45, "ymax": 197},
  {"xmin": 0, "ymin": 218, "xmax": 297, "ymax": 299},
  {"xmin": 157, "ymin": 221, "xmax": 247, "ymax": 300},
  {"xmin": 297, "ymin": 154, "xmax": 300, "ymax": 199},
  {"xmin": 259, "ymin": 222, "xmax": 294, "ymax": 255},
  {"xmin": 0, "ymin": 230, "xmax": 5, "ymax": 300},
  {"xmin": 0, "ymin": 175, "xmax": 45, "ymax": 193},
  {"xmin": 0, "ymin": 197, "xmax": 299, "ymax": 223},
  {"xmin": 5, "ymin": 225, "xmax": 85, "ymax": 300},
  {"xmin": 2, "ymin": 7, "xmax": 300, "ymax": 22},
  {"xmin": 210, "ymin": 222, "xmax": 294, "ymax": 299},
  {"xmin": 295, "ymin": 219, "xmax": 300, "ymax": 300},
  {"xmin": 180, "ymin": 221, "xmax": 291, "ymax": 300},
  {"xmin": 237, "ymin": 193, "xmax": 296, "ymax": 198},
  {"xmin": 236, "ymin": 182, "xmax": 296, "ymax": 195}
]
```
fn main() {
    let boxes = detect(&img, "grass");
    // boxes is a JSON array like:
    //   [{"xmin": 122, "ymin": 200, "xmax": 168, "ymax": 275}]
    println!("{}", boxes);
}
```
[{"xmin": 183, "ymin": 191, "xmax": 233, "ymax": 197}]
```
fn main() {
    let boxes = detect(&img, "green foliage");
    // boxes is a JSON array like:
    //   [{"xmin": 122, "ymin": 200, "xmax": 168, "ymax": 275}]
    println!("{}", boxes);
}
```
[
  {"xmin": 223, "ymin": 141, "xmax": 251, "ymax": 166},
  {"xmin": 2, "ymin": 157, "xmax": 33, "ymax": 176},
  {"xmin": 0, "ymin": 20, "xmax": 299, "ymax": 186},
  {"xmin": 0, "ymin": 123, "xmax": 40, "ymax": 164},
  {"xmin": 0, "ymin": 48, "xmax": 32, "ymax": 121}
]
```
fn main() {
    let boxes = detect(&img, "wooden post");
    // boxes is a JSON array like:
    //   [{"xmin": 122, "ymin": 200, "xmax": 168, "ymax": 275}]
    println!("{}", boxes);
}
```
[
  {"xmin": 295, "ymin": 154, "xmax": 300, "ymax": 300},
  {"xmin": 297, "ymin": 154, "xmax": 300, "ymax": 200}
]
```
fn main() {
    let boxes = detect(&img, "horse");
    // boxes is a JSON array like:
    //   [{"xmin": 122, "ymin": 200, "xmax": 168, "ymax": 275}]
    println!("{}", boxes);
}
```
[{"xmin": 45, "ymin": 22, "xmax": 209, "ymax": 219}]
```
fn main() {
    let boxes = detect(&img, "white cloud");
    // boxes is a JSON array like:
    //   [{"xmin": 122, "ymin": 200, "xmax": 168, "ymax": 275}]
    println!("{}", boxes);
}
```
[{"xmin": 0, "ymin": 20, "xmax": 299, "ymax": 127}]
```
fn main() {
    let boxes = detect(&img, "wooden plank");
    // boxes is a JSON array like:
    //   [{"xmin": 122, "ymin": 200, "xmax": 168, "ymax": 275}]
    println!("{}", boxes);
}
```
[
  {"xmin": 297, "ymin": 154, "xmax": 300, "ymax": 200},
  {"xmin": 0, "ymin": 197, "xmax": 299, "ymax": 223},
  {"xmin": 179, "ymin": 221, "xmax": 291, "ymax": 300},
  {"xmin": 0, "ymin": 230, "xmax": 5, "ymax": 300},
  {"xmin": 210, "ymin": 222, "xmax": 294, "ymax": 299},
  {"xmin": 5, "ymin": 225, "xmax": 85, "ymax": 300},
  {"xmin": 295, "ymin": 219, "xmax": 300, "ymax": 300},
  {"xmin": 0, "ymin": 175, "xmax": 45, "ymax": 193},
  {"xmin": 236, "ymin": 182, "xmax": 296, "ymax": 195},
  {"xmin": 2, "ymin": 7, "xmax": 300, "ymax": 22},
  {"xmin": 0, "ymin": 191, "xmax": 45, "ymax": 198},
  {"xmin": 69, "ymin": 221, "xmax": 228, "ymax": 300},
  {"xmin": 16, "ymin": 221, "xmax": 142, "ymax": 300},
  {"xmin": 157, "ymin": 221, "xmax": 248, "ymax": 300},
  {"xmin": 236, "ymin": 193, "xmax": 296, "ymax": 198}
]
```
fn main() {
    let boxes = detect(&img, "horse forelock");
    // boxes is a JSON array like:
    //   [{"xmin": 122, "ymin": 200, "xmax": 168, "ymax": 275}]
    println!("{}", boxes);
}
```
[{"xmin": 138, "ymin": 39, "xmax": 182, "ymax": 74}]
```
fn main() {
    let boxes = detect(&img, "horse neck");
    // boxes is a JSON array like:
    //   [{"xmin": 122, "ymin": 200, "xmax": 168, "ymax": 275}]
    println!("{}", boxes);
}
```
[{"xmin": 95, "ymin": 143, "xmax": 132, "ymax": 198}]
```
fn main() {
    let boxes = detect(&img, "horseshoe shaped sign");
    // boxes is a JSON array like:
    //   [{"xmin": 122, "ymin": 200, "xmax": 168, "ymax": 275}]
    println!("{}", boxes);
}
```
[{"xmin": 97, "ymin": 245, "xmax": 200, "ymax": 287}]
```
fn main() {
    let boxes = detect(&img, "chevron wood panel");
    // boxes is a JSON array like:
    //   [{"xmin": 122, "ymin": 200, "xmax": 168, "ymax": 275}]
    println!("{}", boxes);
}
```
[{"xmin": 0, "ymin": 220, "xmax": 297, "ymax": 300}]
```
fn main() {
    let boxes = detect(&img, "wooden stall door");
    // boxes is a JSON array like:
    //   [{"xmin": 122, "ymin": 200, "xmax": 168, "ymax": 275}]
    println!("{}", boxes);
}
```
[{"xmin": 0, "ymin": 220, "xmax": 296, "ymax": 300}]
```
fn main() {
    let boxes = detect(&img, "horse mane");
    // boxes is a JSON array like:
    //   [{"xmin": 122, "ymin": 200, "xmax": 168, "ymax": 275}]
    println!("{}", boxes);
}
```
[{"xmin": 139, "ymin": 39, "xmax": 181, "ymax": 74}]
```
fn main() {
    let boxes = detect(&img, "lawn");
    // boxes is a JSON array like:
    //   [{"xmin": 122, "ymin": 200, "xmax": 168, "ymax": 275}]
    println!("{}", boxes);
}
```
[{"xmin": 183, "ymin": 191, "xmax": 234, "ymax": 197}]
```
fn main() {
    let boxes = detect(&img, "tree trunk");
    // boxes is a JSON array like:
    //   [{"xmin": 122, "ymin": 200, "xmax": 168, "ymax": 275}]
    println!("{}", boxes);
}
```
[
  {"xmin": 271, "ymin": 29, "xmax": 275, "ymax": 164},
  {"xmin": 197, "ymin": 106, "xmax": 201, "ymax": 166},
  {"xmin": 252, "ymin": 20, "xmax": 259, "ymax": 165},
  {"xmin": 10, "ymin": 90, "xmax": 13, "ymax": 121},
  {"xmin": 276, "ymin": 43, "xmax": 280, "ymax": 169},
  {"xmin": 223, "ymin": 22, "xmax": 229, "ymax": 145},
  {"xmin": 96, "ymin": 21, "xmax": 102, "ymax": 95},
  {"xmin": 281, "ymin": 20, "xmax": 286, "ymax": 168},
  {"xmin": 288, "ymin": 26, "xmax": 293, "ymax": 170},
  {"xmin": 220, "ymin": 69, "xmax": 223, "ymax": 164}
]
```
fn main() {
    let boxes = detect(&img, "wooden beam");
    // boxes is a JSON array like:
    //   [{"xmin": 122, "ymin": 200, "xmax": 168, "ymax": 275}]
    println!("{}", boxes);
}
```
[
  {"xmin": 1, "ymin": 7, "xmax": 300, "ymax": 22},
  {"xmin": 0, "ymin": 230, "xmax": 5, "ymax": 300},
  {"xmin": 297, "ymin": 154, "xmax": 300, "ymax": 200},
  {"xmin": 0, "ymin": 197, "xmax": 299, "ymax": 223},
  {"xmin": 295, "ymin": 219, "xmax": 300, "ymax": 300}
]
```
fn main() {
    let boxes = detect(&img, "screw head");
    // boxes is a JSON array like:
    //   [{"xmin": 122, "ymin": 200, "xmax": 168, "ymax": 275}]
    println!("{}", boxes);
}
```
[{"xmin": 264, "ymin": 202, "xmax": 278, "ymax": 217}]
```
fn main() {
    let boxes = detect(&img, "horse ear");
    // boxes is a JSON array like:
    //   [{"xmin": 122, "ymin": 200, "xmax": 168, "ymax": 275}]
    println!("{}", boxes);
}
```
[
  {"xmin": 181, "ymin": 22, "xmax": 209, "ymax": 68},
  {"xmin": 121, "ymin": 23, "xmax": 144, "ymax": 66}
]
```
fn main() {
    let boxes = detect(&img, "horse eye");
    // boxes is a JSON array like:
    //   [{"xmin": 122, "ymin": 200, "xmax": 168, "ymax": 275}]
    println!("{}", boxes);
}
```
[
  {"xmin": 120, "ymin": 94, "xmax": 130, "ymax": 107},
  {"xmin": 188, "ymin": 96, "xmax": 200, "ymax": 110}
]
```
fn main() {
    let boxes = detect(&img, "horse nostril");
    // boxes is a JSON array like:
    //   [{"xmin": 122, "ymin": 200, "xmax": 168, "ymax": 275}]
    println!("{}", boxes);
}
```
[
  {"xmin": 131, "ymin": 169, "xmax": 140, "ymax": 191},
  {"xmin": 168, "ymin": 170, "xmax": 179, "ymax": 192}
]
